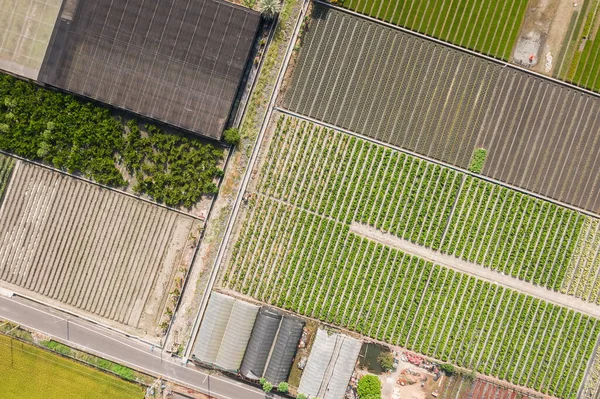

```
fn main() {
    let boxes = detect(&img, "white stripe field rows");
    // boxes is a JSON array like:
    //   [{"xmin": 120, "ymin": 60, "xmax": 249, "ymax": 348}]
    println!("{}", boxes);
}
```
[
  {"xmin": 221, "ymin": 114, "xmax": 600, "ymax": 399},
  {"xmin": 0, "ymin": 161, "xmax": 196, "ymax": 330}
]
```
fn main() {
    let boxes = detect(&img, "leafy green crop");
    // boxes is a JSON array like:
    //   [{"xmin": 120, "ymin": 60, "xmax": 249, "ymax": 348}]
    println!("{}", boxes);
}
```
[{"xmin": 468, "ymin": 148, "xmax": 487, "ymax": 173}]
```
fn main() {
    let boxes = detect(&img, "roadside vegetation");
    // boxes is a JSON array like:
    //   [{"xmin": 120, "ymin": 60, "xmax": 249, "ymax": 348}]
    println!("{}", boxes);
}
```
[{"xmin": 0, "ymin": 74, "xmax": 224, "ymax": 207}]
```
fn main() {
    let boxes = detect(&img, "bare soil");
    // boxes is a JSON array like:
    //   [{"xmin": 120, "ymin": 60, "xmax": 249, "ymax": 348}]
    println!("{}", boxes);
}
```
[{"xmin": 514, "ymin": 0, "xmax": 580, "ymax": 73}]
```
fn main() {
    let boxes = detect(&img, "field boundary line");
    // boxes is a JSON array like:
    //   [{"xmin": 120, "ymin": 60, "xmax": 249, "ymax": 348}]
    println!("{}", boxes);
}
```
[
  {"xmin": 314, "ymin": 0, "xmax": 600, "ymax": 100},
  {"xmin": 0, "ymin": 150, "xmax": 203, "ymax": 221},
  {"xmin": 183, "ymin": 0, "xmax": 310, "ymax": 359},
  {"xmin": 276, "ymin": 107, "xmax": 600, "ymax": 220}
]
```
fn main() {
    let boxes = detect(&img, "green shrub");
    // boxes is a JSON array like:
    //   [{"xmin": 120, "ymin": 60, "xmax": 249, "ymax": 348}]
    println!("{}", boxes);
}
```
[
  {"xmin": 262, "ymin": 381, "xmax": 273, "ymax": 393},
  {"xmin": 439, "ymin": 363, "xmax": 455, "ymax": 375},
  {"xmin": 377, "ymin": 352, "xmax": 394, "ymax": 372},
  {"xmin": 357, "ymin": 375, "xmax": 381, "ymax": 399},
  {"xmin": 40, "ymin": 340, "xmax": 72, "ymax": 356},
  {"xmin": 278, "ymin": 381, "xmax": 289, "ymax": 392},
  {"xmin": 297, "ymin": 394, "xmax": 307, "ymax": 399},
  {"xmin": 468, "ymin": 148, "xmax": 487, "ymax": 173},
  {"xmin": 223, "ymin": 127, "xmax": 241, "ymax": 146}
]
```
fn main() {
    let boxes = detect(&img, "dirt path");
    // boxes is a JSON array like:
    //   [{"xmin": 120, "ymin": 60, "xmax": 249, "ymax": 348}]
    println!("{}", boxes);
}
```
[{"xmin": 350, "ymin": 222, "xmax": 600, "ymax": 318}]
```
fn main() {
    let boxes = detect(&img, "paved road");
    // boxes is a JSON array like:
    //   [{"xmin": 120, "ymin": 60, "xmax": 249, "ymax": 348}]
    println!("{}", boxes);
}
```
[{"xmin": 0, "ymin": 295, "xmax": 267, "ymax": 399}]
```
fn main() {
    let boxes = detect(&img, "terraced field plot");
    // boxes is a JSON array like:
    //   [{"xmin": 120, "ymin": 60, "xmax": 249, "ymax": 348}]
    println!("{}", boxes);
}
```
[
  {"xmin": 339, "ymin": 0, "xmax": 528, "ymax": 60},
  {"xmin": 0, "ymin": 161, "xmax": 201, "ymax": 336},
  {"xmin": 285, "ymin": 4, "xmax": 600, "ymax": 215},
  {"xmin": 221, "ymin": 115, "xmax": 600, "ymax": 398},
  {"xmin": 556, "ymin": 0, "xmax": 600, "ymax": 92}
]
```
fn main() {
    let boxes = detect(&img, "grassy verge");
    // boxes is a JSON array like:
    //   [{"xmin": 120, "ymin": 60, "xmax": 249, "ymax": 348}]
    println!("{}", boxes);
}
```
[{"xmin": 0, "ymin": 334, "xmax": 143, "ymax": 399}]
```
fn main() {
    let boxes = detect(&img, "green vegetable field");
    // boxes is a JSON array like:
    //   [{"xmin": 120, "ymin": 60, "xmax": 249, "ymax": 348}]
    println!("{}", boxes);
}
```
[
  {"xmin": 338, "ymin": 0, "xmax": 529, "ymax": 60},
  {"xmin": 239, "ymin": 115, "xmax": 597, "ymax": 298},
  {"xmin": 221, "ymin": 114, "xmax": 600, "ymax": 398},
  {"xmin": 556, "ymin": 0, "xmax": 600, "ymax": 92},
  {"xmin": 0, "ymin": 335, "xmax": 143, "ymax": 399}
]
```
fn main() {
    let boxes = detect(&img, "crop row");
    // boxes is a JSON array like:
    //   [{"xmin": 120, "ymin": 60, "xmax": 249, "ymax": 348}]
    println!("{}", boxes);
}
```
[
  {"xmin": 254, "ymin": 115, "xmax": 590, "ymax": 297},
  {"xmin": 338, "ymin": 0, "xmax": 528, "ymax": 60},
  {"xmin": 561, "ymin": 218, "xmax": 600, "ymax": 304},
  {"xmin": 581, "ymin": 340, "xmax": 600, "ymax": 399},
  {"xmin": 0, "ymin": 154, "xmax": 14, "ymax": 203},
  {"xmin": 222, "ymin": 195, "xmax": 599, "ymax": 398}
]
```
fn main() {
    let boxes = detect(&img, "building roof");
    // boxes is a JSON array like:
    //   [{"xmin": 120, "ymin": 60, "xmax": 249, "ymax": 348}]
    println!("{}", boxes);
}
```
[
  {"xmin": 192, "ymin": 292, "xmax": 234, "ymax": 364},
  {"xmin": 214, "ymin": 299, "xmax": 259, "ymax": 372},
  {"xmin": 264, "ymin": 315, "xmax": 305, "ymax": 385},
  {"xmin": 298, "ymin": 329, "xmax": 362, "ymax": 399},
  {"xmin": 39, "ymin": 0, "xmax": 260, "ymax": 139},
  {"xmin": 240, "ymin": 307, "xmax": 282, "ymax": 380}
]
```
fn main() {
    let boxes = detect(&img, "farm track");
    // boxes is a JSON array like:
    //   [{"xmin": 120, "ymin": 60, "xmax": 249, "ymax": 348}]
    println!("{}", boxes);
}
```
[
  {"xmin": 284, "ymin": 4, "xmax": 600, "ymax": 216},
  {"xmin": 0, "ymin": 161, "xmax": 197, "ymax": 332},
  {"xmin": 221, "ymin": 114, "xmax": 600, "ymax": 398}
]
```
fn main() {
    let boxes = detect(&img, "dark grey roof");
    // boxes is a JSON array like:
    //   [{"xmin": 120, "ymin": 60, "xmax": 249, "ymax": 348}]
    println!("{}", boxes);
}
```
[
  {"xmin": 39, "ymin": 0, "xmax": 260, "ymax": 139},
  {"xmin": 192, "ymin": 292, "xmax": 235, "ymax": 364},
  {"xmin": 264, "ymin": 315, "xmax": 304, "ymax": 385},
  {"xmin": 240, "ymin": 307, "xmax": 282, "ymax": 380}
]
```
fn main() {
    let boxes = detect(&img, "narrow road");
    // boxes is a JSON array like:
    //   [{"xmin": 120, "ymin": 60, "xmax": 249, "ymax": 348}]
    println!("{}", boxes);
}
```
[
  {"xmin": 0, "ymin": 294, "xmax": 267, "ymax": 399},
  {"xmin": 350, "ymin": 222, "xmax": 600, "ymax": 318}
]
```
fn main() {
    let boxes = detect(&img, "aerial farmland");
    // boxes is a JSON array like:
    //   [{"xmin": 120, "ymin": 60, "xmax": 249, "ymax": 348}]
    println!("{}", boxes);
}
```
[
  {"xmin": 0, "ymin": 159, "xmax": 201, "ymax": 339},
  {"xmin": 4, "ymin": 0, "xmax": 600, "ymax": 398}
]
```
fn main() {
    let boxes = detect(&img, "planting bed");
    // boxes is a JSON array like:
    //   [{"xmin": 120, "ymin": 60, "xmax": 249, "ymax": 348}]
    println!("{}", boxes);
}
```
[
  {"xmin": 234, "ymin": 115, "xmax": 600, "ymax": 301},
  {"xmin": 220, "ymin": 114, "xmax": 600, "ymax": 398},
  {"xmin": 0, "ymin": 161, "xmax": 201, "ymax": 337},
  {"xmin": 556, "ymin": 0, "xmax": 600, "ymax": 93},
  {"xmin": 339, "ymin": 0, "xmax": 528, "ymax": 60},
  {"xmin": 284, "ymin": 4, "xmax": 600, "ymax": 215}
]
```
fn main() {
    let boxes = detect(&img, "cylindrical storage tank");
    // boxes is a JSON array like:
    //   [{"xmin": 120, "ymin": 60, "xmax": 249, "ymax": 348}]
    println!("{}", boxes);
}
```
[
  {"xmin": 192, "ymin": 292, "xmax": 235, "ymax": 365},
  {"xmin": 214, "ymin": 300, "xmax": 260, "ymax": 372},
  {"xmin": 264, "ymin": 315, "xmax": 305, "ymax": 384},
  {"xmin": 240, "ymin": 307, "xmax": 282, "ymax": 380}
]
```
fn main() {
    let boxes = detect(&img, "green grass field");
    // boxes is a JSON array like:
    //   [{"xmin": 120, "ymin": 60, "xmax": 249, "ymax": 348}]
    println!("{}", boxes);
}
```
[
  {"xmin": 0, "ymin": 335, "xmax": 143, "ymax": 399},
  {"xmin": 338, "ymin": 0, "xmax": 529, "ymax": 60}
]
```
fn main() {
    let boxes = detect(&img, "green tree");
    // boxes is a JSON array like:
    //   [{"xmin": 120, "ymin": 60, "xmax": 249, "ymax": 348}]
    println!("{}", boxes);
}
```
[
  {"xmin": 262, "ymin": 381, "xmax": 273, "ymax": 393},
  {"xmin": 223, "ymin": 127, "xmax": 240, "ymax": 146},
  {"xmin": 278, "ymin": 381, "xmax": 289, "ymax": 392},
  {"xmin": 258, "ymin": 0, "xmax": 281, "ymax": 18},
  {"xmin": 377, "ymin": 352, "xmax": 394, "ymax": 372},
  {"xmin": 357, "ymin": 375, "xmax": 381, "ymax": 399},
  {"xmin": 439, "ymin": 363, "xmax": 455, "ymax": 375}
]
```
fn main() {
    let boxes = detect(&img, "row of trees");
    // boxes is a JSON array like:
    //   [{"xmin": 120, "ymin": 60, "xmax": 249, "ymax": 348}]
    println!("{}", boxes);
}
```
[{"xmin": 0, "ymin": 74, "xmax": 224, "ymax": 208}]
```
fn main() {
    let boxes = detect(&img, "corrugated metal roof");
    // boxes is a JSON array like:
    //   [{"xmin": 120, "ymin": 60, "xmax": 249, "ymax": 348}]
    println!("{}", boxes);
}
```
[
  {"xmin": 192, "ymin": 292, "xmax": 234, "ymax": 364},
  {"xmin": 240, "ymin": 307, "xmax": 282, "ymax": 380},
  {"xmin": 214, "ymin": 299, "xmax": 259, "ymax": 371},
  {"xmin": 298, "ymin": 329, "xmax": 361, "ymax": 399},
  {"xmin": 264, "ymin": 315, "xmax": 304, "ymax": 384}
]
